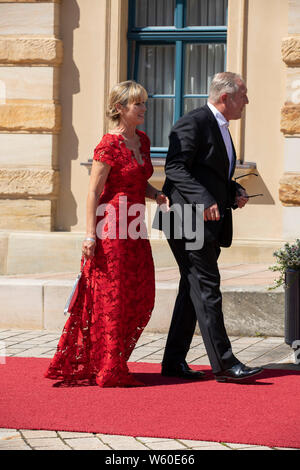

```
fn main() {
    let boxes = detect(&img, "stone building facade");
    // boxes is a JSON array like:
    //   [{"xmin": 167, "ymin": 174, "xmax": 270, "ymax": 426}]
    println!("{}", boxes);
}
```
[
  {"xmin": 280, "ymin": 1, "xmax": 300, "ymax": 238},
  {"xmin": 0, "ymin": 0, "xmax": 299, "ymax": 274}
]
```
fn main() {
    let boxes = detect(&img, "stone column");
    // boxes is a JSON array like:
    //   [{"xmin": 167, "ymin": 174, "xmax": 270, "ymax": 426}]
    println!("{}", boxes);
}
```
[
  {"xmin": 0, "ymin": 0, "xmax": 62, "ymax": 231},
  {"xmin": 227, "ymin": 0, "xmax": 248, "ymax": 163},
  {"xmin": 280, "ymin": 0, "xmax": 300, "ymax": 238}
]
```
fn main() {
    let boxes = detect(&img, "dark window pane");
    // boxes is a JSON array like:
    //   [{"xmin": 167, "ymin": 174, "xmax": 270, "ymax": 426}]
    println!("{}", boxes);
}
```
[
  {"xmin": 184, "ymin": 97, "xmax": 207, "ymax": 114},
  {"xmin": 138, "ymin": 45, "xmax": 175, "ymax": 95},
  {"xmin": 184, "ymin": 43, "xmax": 226, "ymax": 95},
  {"xmin": 135, "ymin": 0, "xmax": 175, "ymax": 27},
  {"xmin": 139, "ymin": 98, "xmax": 174, "ymax": 147},
  {"xmin": 186, "ymin": 0, "xmax": 228, "ymax": 26}
]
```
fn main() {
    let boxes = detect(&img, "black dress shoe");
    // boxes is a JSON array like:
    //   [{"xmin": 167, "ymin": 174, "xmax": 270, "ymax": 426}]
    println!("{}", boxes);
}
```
[
  {"xmin": 215, "ymin": 363, "xmax": 263, "ymax": 383},
  {"xmin": 161, "ymin": 361, "xmax": 205, "ymax": 380}
]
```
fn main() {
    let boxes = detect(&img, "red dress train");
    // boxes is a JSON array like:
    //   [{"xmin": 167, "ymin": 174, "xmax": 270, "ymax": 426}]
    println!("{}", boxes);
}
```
[{"xmin": 45, "ymin": 130, "xmax": 155, "ymax": 387}]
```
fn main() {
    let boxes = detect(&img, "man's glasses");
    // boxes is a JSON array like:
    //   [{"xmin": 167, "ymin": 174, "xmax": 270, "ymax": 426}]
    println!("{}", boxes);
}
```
[{"xmin": 235, "ymin": 172, "xmax": 263, "ymax": 199}]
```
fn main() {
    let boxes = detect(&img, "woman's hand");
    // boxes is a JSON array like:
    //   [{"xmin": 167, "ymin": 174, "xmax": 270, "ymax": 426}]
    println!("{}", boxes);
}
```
[
  {"xmin": 82, "ymin": 238, "xmax": 96, "ymax": 260},
  {"xmin": 156, "ymin": 192, "xmax": 170, "ymax": 211}
]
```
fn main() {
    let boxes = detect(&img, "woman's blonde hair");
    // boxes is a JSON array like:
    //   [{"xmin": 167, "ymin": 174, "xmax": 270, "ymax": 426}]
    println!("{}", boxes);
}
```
[{"xmin": 106, "ymin": 80, "xmax": 148, "ymax": 124}]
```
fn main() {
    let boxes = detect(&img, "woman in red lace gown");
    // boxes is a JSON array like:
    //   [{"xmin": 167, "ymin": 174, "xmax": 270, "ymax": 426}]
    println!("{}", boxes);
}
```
[{"xmin": 45, "ymin": 81, "xmax": 168, "ymax": 387}]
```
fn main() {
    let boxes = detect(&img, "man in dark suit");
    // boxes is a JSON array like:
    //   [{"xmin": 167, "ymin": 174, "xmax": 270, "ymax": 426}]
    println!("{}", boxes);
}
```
[{"xmin": 160, "ymin": 72, "xmax": 262, "ymax": 382}]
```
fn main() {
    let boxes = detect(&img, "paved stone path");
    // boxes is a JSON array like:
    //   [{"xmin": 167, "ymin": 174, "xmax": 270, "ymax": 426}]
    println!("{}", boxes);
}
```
[{"xmin": 0, "ymin": 328, "xmax": 298, "ymax": 451}]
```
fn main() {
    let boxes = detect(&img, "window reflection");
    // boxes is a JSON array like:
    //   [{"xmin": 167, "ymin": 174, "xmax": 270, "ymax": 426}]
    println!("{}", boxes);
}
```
[
  {"xmin": 135, "ymin": 0, "xmax": 175, "ymax": 27},
  {"xmin": 185, "ymin": 44, "xmax": 226, "ymax": 95},
  {"xmin": 186, "ymin": 0, "xmax": 228, "ymax": 26}
]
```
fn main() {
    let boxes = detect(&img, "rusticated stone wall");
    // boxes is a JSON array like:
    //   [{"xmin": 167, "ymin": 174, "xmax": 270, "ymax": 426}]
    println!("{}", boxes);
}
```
[
  {"xmin": 279, "ymin": 173, "xmax": 300, "ymax": 206},
  {"xmin": 282, "ymin": 36, "xmax": 300, "ymax": 67},
  {"xmin": 0, "ymin": 0, "xmax": 62, "ymax": 230},
  {"xmin": 0, "ymin": 37, "xmax": 63, "ymax": 66},
  {"xmin": 280, "ymin": 0, "xmax": 300, "ymax": 208}
]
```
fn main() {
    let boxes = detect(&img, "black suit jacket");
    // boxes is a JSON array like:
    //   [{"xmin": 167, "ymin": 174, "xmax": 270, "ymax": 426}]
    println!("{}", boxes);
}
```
[{"xmin": 160, "ymin": 104, "xmax": 243, "ymax": 248}]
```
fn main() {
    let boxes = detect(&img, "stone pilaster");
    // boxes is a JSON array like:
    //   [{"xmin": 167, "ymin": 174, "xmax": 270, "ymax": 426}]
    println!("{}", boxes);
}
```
[
  {"xmin": 101, "ymin": 0, "xmax": 128, "ymax": 135},
  {"xmin": 0, "ymin": 0, "xmax": 62, "ymax": 231}
]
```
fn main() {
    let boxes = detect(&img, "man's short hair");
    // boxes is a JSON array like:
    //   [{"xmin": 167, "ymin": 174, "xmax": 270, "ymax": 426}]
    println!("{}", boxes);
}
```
[{"xmin": 209, "ymin": 72, "xmax": 244, "ymax": 103}]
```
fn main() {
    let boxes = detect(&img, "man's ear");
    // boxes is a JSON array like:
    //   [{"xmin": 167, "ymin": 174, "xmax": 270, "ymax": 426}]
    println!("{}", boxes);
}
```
[{"xmin": 219, "ymin": 93, "xmax": 228, "ymax": 105}]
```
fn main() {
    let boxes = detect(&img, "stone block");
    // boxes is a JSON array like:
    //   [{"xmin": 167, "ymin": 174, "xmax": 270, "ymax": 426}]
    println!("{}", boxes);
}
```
[
  {"xmin": 284, "ymin": 137, "xmax": 300, "ymax": 172},
  {"xmin": 0, "ymin": 37, "xmax": 63, "ymax": 66},
  {"xmin": 288, "ymin": 0, "xmax": 300, "ymax": 35},
  {"xmin": 218, "ymin": 240, "xmax": 283, "ymax": 264},
  {"xmin": 279, "ymin": 172, "xmax": 300, "ymax": 206},
  {"xmin": 6, "ymin": 231, "xmax": 82, "ymax": 274},
  {"xmin": 0, "ymin": 199, "xmax": 53, "ymax": 231},
  {"xmin": 0, "ymin": 168, "xmax": 59, "ymax": 197},
  {"xmin": 0, "ymin": 102, "xmax": 61, "ymax": 133},
  {"xmin": 281, "ymin": 104, "xmax": 300, "ymax": 135},
  {"xmin": 222, "ymin": 287, "xmax": 284, "ymax": 337},
  {"xmin": 44, "ymin": 282, "xmax": 75, "ymax": 331},
  {"xmin": 283, "ymin": 206, "xmax": 300, "ymax": 238},
  {"xmin": 0, "ymin": 280, "xmax": 43, "ymax": 329},
  {"xmin": 20, "ymin": 431, "xmax": 58, "ymax": 439},
  {"xmin": 150, "ymin": 239, "xmax": 177, "ymax": 268},
  {"xmin": 0, "ymin": 273, "xmax": 286, "ymax": 335},
  {"xmin": 152, "ymin": 239, "xmax": 285, "ymax": 267},
  {"xmin": 286, "ymin": 68, "xmax": 300, "ymax": 105},
  {"xmin": 145, "ymin": 283, "xmax": 178, "ymax": 333},
  {"xmin": 0, "ymin": 2, "xmax": 59, "ymax": 36},
  {"xmin": 282, "ymin": 37, "xmax": 300, "ymax": 66},
  {"xmin": 26, "ymin": 438, "xmax": 67, "ymax": 448},
  {"xmin": 0, "ymin": 134, "xmax": 59, "ymax": 168},
  {"xmin": 0, "ymin": 232, "xmax": 8, "ymax": 274},
  {"xmin": 63, "ymin": 438, "xmax": 109, "ymax": 451},
  {"xmin": 0, "ymin": 67, "xmax": 59, "ymax": 101},
  {"xmin": 147, "ymin": 285, "xmax": 285, "ymax": 337}
]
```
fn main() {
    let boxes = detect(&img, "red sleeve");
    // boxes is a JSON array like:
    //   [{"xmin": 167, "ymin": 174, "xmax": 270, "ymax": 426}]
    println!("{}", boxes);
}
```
[{"xmin": 93, "ymin": 136, "xmax": 116, "ymax": 167}]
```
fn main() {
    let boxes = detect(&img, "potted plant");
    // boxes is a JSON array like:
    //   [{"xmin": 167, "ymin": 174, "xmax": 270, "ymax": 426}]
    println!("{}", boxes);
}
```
[{"xmin": 269, "ymin": 239, "xmax": 300, "ymax": 363}]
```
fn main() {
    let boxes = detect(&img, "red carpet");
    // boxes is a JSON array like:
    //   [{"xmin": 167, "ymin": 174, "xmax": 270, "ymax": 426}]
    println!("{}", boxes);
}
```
[{"xmin": 1, "ymin": 357, "xmax": 300, "ymax": 449}]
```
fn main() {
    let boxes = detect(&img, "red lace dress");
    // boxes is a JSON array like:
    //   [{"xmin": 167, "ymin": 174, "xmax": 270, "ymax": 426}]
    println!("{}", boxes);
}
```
[{"xmin": 45, "ymin": 130, "xmax": 155, "ymax": 387}]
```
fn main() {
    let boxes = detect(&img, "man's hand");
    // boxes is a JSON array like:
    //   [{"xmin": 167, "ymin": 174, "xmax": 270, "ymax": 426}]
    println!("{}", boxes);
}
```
[
  {"xmin": 235, "ymin": 188, "xmax": 249, "ymax": 209},
  {"xmin": 204, "ymin": 203, "xmax": 220, "ymax": 222}
]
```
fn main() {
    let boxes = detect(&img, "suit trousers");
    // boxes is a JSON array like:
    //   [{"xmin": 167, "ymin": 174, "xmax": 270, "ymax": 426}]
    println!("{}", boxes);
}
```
[{"xmin": 162, "ymin": 237, "xmax": 239, "ymax": 374}]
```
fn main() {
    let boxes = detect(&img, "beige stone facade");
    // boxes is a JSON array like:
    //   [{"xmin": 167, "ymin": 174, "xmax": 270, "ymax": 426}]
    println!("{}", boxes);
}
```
[
  {"xmin": 0, "ymin": 0, "xmax": 299, "ymax": 274},
  {"xmin": 0, "ymin": 37, "xmax": 63, "ymax": 65},
  {"xmin": 282, "ymin": 36, "xmax": 300, "ymax": 66},
  {"xmin": 0, "ymin": 0, "xmax": 61, "ymax": 240},
  {"xmin": 279, "ymin": 0, "xmax": 300, "ymax": 212}
]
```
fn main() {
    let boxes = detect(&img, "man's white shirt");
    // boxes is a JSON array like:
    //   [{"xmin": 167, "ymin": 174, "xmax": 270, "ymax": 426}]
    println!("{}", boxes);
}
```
[{"xmin": 207, "ymin": 101, "xmax": 234, "ymax": 178}]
